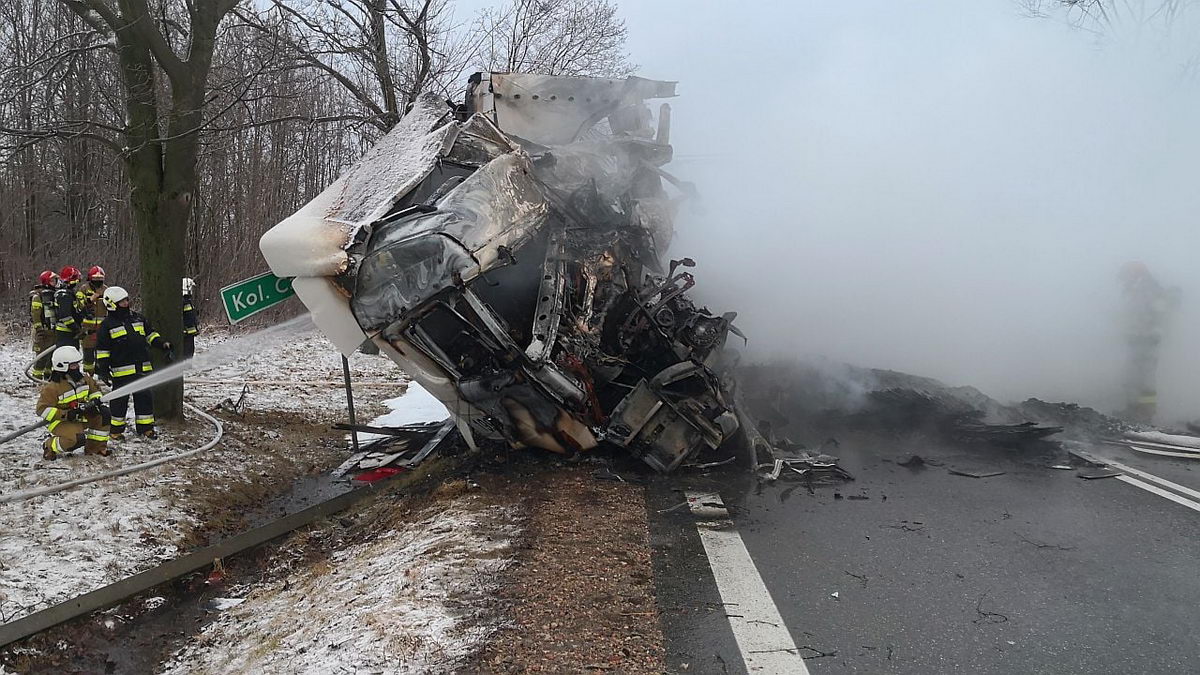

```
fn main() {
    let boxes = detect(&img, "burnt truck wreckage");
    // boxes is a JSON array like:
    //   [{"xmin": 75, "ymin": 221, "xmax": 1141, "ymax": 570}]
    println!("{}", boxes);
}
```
[{"xmin": 261, "ymin": 73, "xmax": 741, "ymax": 472}]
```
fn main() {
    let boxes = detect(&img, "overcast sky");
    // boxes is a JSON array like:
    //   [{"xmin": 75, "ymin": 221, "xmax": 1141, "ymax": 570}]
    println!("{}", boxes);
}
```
[
  {"xmin": 597, "ymin": 0, "xmax": 1200, "ymax": 420},
  {"xmin": 455, "ymin": 0, "xmax": 1200, "ymax": 418}
]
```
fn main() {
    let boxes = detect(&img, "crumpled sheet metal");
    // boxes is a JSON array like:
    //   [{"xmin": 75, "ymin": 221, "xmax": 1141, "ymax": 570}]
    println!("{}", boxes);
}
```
[
  {"xmin": 351, "ymin": 153, "xmax": 550, "ymax": 331},
  {"xmin": 476, "ymin": 73, "xmax": 677, "ymax": 146},
  {"xmin": 260, "ymin": 93, "xmax": 454, "ymax": 279}
]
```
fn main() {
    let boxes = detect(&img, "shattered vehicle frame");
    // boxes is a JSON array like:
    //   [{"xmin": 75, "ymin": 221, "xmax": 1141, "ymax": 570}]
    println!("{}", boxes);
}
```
[{"xmin": 261, "ymin": 72, "xmax": 740, "ymax": 472}]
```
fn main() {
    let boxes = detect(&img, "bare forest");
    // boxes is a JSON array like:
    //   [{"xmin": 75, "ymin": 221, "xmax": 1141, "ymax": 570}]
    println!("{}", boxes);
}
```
[{"xmin": 0, "ymin": 0, "xmax": 631, "ymax": 322}]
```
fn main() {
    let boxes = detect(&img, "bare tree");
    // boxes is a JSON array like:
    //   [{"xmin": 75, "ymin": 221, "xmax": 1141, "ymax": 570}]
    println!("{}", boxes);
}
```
[
  {"xmin": 1020, "ymin": 0, "xmax": 1192, "ymax": 31},
  {"xmin": 0, "ymin": 0, "xmax": 637, "ymax": 367},
  {"xmin": 0, "ymin": 0, "xmax": 245, "ymax": 418},
  {"xmin": 475, "ymin": 0, "xmax": 633, "ymax": 77},
  {"xmin": 239, "ymin": 0, "xmax": 471, "ymax": 132}
]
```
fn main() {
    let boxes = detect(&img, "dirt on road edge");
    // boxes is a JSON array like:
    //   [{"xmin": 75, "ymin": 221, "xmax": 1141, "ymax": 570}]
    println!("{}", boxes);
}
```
[{"xmin": 476, "ymin": 465, "xmax": 666, "ymax": 674}]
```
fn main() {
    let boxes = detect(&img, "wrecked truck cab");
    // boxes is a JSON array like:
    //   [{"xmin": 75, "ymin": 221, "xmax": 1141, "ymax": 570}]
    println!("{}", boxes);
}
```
[{"xmin": 261, "ymin": 72, "xmax": 740, "ymax": 472}]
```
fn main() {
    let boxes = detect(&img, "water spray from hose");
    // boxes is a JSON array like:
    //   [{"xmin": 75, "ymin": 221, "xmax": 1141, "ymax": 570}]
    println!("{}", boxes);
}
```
[{"xmin": 102, "ymin": 314, "xmax": 315, "ymax": 402}]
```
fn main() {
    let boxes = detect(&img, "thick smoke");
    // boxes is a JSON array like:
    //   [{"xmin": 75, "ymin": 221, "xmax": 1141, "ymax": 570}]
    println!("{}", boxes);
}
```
[{"xmin": 620, "ymin": 1, "xmax": 1200, "ymax": 423}]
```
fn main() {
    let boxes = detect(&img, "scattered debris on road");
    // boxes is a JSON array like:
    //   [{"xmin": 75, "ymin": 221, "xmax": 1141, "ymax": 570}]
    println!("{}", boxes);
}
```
[
  {"xmin": 1077, "ymin": 469, "xmax": 1122, "ymax": 480},
  {"xmin": 948, "ymin": 468, "xmax": 1007, "ymax": 479}
]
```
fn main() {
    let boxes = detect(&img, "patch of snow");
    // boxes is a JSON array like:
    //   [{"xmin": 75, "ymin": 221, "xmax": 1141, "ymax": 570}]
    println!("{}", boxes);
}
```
[
  {"xmin": 206, "ymin": 597, "xmax": 245, "ymax": 611},
  {"xmin": 159, "ymin": 497, "xmax": 517, "ymax": 674},
  {"xmin": 0, "ymin": 325, "xmax": 407, "ymax": 623},
  {"xmin": 333, "ymin": 92, "xmax": 454, "ymax": 225},
  {"xmin": 360, "ymin": 381, "xmax": 449, "ymax": 442}
]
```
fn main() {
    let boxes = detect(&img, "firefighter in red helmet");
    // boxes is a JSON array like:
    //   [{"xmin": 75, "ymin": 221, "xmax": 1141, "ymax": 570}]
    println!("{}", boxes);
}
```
[
  {"xmin": 53, "ymin": 266, "xmax": 85, "ymax": 348},
  {"xmin": 79, "ymin": 266, "xmax": 109, "ymax": 374}
]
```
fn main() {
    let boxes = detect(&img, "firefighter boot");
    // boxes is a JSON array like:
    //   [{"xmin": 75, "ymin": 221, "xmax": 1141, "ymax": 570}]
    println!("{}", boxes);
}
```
[{"xmin": 84, "ymin": 432, "xmax": 111, "ymax": 456}]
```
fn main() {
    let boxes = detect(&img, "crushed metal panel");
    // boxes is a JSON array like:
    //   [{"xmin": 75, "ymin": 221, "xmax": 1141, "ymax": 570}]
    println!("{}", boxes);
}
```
[
  {"xmin": 350, "ymin": 153, "xmax": 550, "ymax": 332},
  {"xmin": 260, "ymin": 93, "xmax": 455, "ymax": 279},
  {"xmin": 471, "ymin": 73, "xmax": 677, "ymax": 146},
  {"xmin": 291, "ymin": 277, "xmax": 367, "ymax": 357}
]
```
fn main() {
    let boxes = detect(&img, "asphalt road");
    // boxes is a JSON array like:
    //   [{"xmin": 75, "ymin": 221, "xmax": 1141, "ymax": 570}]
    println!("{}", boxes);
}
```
[{"xmin": 650, "ymin": 430, "xmax": 1200, "ymax": 674}]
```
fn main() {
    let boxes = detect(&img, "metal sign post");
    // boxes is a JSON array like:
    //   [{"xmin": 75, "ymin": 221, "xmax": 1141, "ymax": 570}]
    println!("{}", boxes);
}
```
[{"xmin": 342, "ymin": 355, "xmax": 360, "ymax": 453}]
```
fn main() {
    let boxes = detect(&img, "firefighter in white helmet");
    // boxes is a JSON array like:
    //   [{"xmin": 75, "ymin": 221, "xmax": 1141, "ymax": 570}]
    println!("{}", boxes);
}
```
[
  {"xmin": 182, "ymin": 277, "xmax": 200, "ymax": 359},
  {"xmin": 96, "ymin": 286, "xmax": 172, "ymax": 440},
  {"xmin": 35, "ymin": 345, "xmax": 110, "ymax": 460}
]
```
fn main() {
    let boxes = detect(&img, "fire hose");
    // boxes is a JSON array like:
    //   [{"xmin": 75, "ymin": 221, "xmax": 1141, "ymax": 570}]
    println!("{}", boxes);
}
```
[
  {"xmin": 0, "ymin": 418, "xmax": 50, "ymax": 445},
  {"xmin": 2, "ymin": 348, "xmax": 225, "ymax": 503},
  {"xmin": 0, "ymin": 402, "xmax": 223, "ymax": 504},
  {"xmin": 23, "ymin": 345, "xmax": 54, "ymax": 383}
]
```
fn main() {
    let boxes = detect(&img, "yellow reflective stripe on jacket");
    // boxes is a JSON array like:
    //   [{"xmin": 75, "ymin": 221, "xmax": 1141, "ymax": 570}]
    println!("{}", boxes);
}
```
[
  {"xmin": 184, "ymin": 327, "xmax": 199, "ymax": 335},
  {"xmin": 57, "ymin": 389, "xmax": 88, "ymax": 404},
  {"xmin": 183, "ymin": 304, "xmax": 194, "ymax": 311},
  {"xmin": 41, "ymin": 407, "xmax": 59, "ymax": 422},
  {"xmin": 111, "ymin": 364, "xmax": 137, "ymax": 377},
  {"xmin": 146, "ymin": 331, "xmax": 161, "ymax": 342},
  {"xmin": 88, "ymin": 390, "xmax": 102, "ymax": 400},
  {"xmin": 31, "ymin": 300, "xmax": 42, "ymax": 309},
  {"xmin": 109, "ymin": 326, "xmax": 127, "ymax": 338},
  {"xmin": 132, "ymin": 321, "xmax": 145, "ymax": 335},
  {"xmin": 47, "ymin": 419, "xmax": 62, "ymax": 432},
  {"xmin": 142, "ymin": 361, "xmax": 153, "ymax": 372},
  {"xmin": 96, "ymin": 350, "xmax": 110, "ymax": 359}
]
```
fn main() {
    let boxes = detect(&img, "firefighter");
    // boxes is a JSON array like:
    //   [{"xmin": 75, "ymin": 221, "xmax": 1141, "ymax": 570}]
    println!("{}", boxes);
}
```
[
  {"xmin": 1119, "ymin": 261, "xmax": 1181, "ymax": 424},
  {"xmin": 35, "ymin": 345, "xmax": 110, "ymax": 460},
  {"xmin": 30, "ymin": 271, "xmax": 59, "ymax": 379},
  {"xmin": 96, "ymin": 286, "xmax": 172, "ymax": 440},
  {"xmin": 80, "ymin": 266, "xmax": 109, "ymax": 374},
  {"xmin": 182, "ymin": 277, "xmax": 200, "ymax": 359},
  {"xmin": 54, "ymin": 266, "xmax": 85, "ymax": 348}
]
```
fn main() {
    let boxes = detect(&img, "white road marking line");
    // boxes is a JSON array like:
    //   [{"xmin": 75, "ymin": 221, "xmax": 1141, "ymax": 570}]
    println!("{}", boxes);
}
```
[
  {"xmin": 1116, "ymin": 476, "xmax": 1200, "ymax": 514},
  {"xmin": 1106, "ymin": 438, "xmax": 1200, "ymax": 453},
  {"xmin": 1098, "ymin": 452, "xmax": 1200, "ymax": 502},
  {"xmin": 1128, "ymin": 444, "xmax": 1200, "ymax": 460},
  {"xmin": 686, "ymin": 491, "xmax": 810, "ymax": 675}
]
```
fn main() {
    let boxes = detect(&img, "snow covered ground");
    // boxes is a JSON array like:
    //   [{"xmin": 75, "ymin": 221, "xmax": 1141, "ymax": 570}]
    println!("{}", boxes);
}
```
[
  {"xmin": 0, "ymin": 324, "xmax": 412, "ymax": 623},
  {"xmin": 159, "ymin": 493, "xmax": 518, "ymax": 674}
]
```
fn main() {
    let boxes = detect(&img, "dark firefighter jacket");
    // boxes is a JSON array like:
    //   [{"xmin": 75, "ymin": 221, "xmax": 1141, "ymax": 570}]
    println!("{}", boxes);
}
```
[
  {"xmin": 96, "ymin": 309, "xmax": 166, "ymax": 379},
  {"xmin": 30, "ymin": 286, "xmax": 56, "ymax": 330},
  {"xmin": 183, "ymin": 294, "xmax": 200, "ymax": 336},
  {"xmin": 54, "ymin": 285, "xmax": 84, "ymax": 337}
]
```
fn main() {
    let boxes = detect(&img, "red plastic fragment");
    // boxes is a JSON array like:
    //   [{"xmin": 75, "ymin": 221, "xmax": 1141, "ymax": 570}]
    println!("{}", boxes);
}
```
[{"xmin": 352, "ymin": 466, "xmax": 405, "ymax": 482}]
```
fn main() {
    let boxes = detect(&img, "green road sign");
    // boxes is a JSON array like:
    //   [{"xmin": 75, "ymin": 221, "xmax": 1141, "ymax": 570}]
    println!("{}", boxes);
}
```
[{"xmin": 220, "ymin": 271, "xmax": 295, "ymax": 324}]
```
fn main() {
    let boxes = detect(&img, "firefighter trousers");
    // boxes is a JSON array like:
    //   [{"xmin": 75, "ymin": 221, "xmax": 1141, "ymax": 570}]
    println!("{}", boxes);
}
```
[
  {"xmin": 31, "ymin": 330, "xmax": 55, "ymax": 379},
  {"xmin": 109, "ymin": 372, "xmax": 155, "ymax": 436},
  {"xmin": 44, "ymin": 411, "xmax": 110, "ymax": 458}
]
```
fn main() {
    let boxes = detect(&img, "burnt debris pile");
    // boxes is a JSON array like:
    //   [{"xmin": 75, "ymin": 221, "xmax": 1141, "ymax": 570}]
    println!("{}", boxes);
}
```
[{"xmin": 738, "ymin": 360, "xmax": 1064, "ymax": 453}]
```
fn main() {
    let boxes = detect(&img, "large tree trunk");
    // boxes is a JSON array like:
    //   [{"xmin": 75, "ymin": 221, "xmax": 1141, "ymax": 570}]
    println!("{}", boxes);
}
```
[
  {"xmin": 133, "ymin": 187, "xmax": 186, "ymax": 419},
  {"xmin": 116, "ymin": 24, "xmax": 186, "ymax": 420}
]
